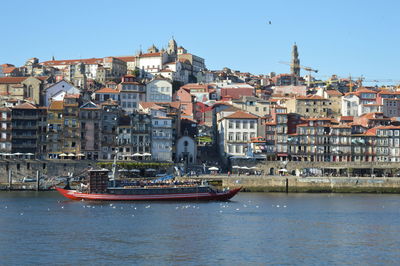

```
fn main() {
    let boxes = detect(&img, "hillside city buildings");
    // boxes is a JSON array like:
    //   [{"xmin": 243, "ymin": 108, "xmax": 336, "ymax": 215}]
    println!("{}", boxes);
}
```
[{"xmin": 1, "ymin": 40, "xmax": 400, "ymax": 174}]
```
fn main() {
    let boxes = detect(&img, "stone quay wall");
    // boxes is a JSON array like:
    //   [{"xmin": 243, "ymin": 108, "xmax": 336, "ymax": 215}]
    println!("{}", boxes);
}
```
[
  {"xmin": 200, "ymin": 175, "xmax": 400, "ymax": 193},
  {"xmin": 230, "ymin": 160, "xmax": 400, "ymax": 176},
  {"xmin": 0, "ymin": 159, "xmax": 96, "ymax": 183}
]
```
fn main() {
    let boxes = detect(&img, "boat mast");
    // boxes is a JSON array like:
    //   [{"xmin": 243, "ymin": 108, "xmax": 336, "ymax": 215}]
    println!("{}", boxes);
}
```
[{"xmin": 111, "ymin": 149, "xmax": 118, "ymax": 187}]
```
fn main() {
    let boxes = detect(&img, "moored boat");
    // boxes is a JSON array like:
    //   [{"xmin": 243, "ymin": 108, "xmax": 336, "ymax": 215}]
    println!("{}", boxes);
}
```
[
  {"xmin": 55, "ymin": 186, "xmax": 242, "ymax": 201},
  {"xmin": 55, "ymin": 169, "xmax": 241, "ymax": 201}
]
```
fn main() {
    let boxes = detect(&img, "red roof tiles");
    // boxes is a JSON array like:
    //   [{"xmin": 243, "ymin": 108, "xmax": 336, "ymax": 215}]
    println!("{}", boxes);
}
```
[{"xmin": 224, "ymin": 111, "xmax": 259, "ymax": 119}]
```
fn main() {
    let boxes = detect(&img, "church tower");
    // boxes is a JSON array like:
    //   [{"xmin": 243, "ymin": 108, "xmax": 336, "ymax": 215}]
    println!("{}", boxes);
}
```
[
  {"xmin": 167, "ymin": 37, "xmax": 177, "ymax": 55},
  {"xmin": 291, "ymin": 43, "xmax": 300, "ymax": 76}
]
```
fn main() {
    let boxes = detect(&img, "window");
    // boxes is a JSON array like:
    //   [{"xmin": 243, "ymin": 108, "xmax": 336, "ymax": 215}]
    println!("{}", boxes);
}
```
[
  {"xmin": 236, "ymin": 120, "xmax": 240, "ymax": 129},
  {"xmin": 235, "ymin": 145, "xmax": 241, "ymax": 154},
  {"xmin": 249, "ymin": 121, "xmax": 255, "ymax": 129},
  {"xmin": 236, "ymin": 133, "xmax": 241, "ymax": 141},
  {"xmin": 243, "ymin": 132, "xmax": 248, "ymax": 141},
  {"xmin": 228, "ymin": 145, "xmax": 233, "ymax": 153},
  {"xmin": 228, "ymin": 133, "xmax": 234, "ymax": 141},
  {"xmin": 228, "ymin": 121, "xmax": 233, "ymax": 129}
]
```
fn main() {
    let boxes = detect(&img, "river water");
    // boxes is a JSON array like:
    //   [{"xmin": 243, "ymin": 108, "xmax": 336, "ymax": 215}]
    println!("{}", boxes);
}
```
[{"xmin": 0, "ymin": 191, "xmax": 400, "ymax": 265}]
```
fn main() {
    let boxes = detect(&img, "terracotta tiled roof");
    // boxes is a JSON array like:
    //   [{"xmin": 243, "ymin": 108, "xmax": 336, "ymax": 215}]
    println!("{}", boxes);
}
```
[
  {"xmin": 139, "ymin": 102, "xmax": 164, "ymax": 110},
  {"xmin": 296, "ymin": 95, "xmax": 327, "ymax": 100},
  {"xmin": 139, "ymin": 52, "xmax": 162, "ymax": 58},
  {"xmin": 13, "ymin": 102, "xmax": 37, "ymax": 109},
  {"xmin": 0, "ymin": 77, "xmax": 26, "ymax": 84},
  {"xmin": 95, "ymin": 87, "xmax": 120, "ymax": 94},
  {"xmin": 41, "ymin": 58, "xmax": 103, "ymax": 66},
  {"xmin": 115, "ymin": 56, "xmax": 136, "ymax": 62},
  {"xmin": 340, "ymin": 116, "xmax": 354, "ymax": 120},
  {"xmin": 121, "ymin": 81, "xmax": 143, "ymax": 85},
  {"xmin": 364, "ymin": 128, "xmax": 377, "ymax": 136},
  {"xmin": 325, "ymin": 90, "xmax": 343, "ymax": 96},
  {"xmin": 2, "ymin": 67, "xmax": 17, "ymax": 74},
  {"xmin": 356, "ymin": 88, "xmax": 377, "ymax": 94},
  {"xmin": 224, "ymin": 110, "xmax": 259, "ymax": 119}
]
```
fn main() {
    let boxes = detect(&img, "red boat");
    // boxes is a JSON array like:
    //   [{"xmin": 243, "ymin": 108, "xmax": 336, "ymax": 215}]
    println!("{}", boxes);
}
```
[{"xmin": 55, "ymin": 186, "xmax": 242, "ymax": 201}]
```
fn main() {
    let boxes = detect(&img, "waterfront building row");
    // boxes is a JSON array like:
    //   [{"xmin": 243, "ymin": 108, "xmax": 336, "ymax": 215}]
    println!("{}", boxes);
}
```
[{"xmin": 0, "ymin": 97, "xmax": 185, "ymax": 162}]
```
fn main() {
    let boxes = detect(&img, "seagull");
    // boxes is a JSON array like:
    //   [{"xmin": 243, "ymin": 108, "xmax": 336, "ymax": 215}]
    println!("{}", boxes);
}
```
[{"xmin": 268, "ymin": 21, "xmax": 272, "ymax": 25}]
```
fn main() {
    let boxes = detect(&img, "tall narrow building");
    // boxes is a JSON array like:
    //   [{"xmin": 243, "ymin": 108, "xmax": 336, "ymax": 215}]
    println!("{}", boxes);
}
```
[{"xmin": 291, "ymin": 43, "xmax": 300, "ymax": 76}]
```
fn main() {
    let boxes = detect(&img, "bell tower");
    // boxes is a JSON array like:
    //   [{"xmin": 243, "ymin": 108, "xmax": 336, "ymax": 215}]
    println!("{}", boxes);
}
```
[{"xmin": 291, "ymin": 43, "xmax": 300, "ymax": 77}]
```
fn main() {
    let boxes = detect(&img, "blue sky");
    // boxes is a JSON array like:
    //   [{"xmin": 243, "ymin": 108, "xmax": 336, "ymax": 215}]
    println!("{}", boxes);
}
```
[{"xmin": 2, "ymin": 0, "xmax": 400, "ymax": 83}]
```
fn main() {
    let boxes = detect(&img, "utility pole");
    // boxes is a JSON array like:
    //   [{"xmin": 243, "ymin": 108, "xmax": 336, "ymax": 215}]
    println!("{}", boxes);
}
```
[
  {"xmin": 36, "ymin": 170, "xmax": 40, "ymax": 191},
  {"xmin": 8, "ymin": 170, "xmax": 12, "ymax": 190}
]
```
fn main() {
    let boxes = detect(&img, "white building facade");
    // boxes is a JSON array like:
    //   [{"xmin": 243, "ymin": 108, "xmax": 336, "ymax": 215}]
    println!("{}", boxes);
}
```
[
  {"xmin": 151, "ymin": 112, "xmax": 173, "ymax": 162},
  {"xmin": 218, "ymin": 111, "xmax": 259, "ymax": 157},
  {"xmin": 44, "ymin": 80, "xmax": 80, "ymax": 106},
  {"xmin": 119, "ymin": 75, "xmax": 146, "ymax": 113},
  {"xmin": 146, "ymin": 79, "xmax": 173, "ymax": 102}
]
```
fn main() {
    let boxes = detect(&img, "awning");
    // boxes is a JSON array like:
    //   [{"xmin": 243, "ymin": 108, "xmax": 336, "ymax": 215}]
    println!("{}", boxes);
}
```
[
  {"xmin": 142, "ymin": 153, "xmax": 152, "ymax": 156},
  {"xmin": 277, "ymin": 153, "xmax": 288, "ymax": 156},
  {"xmin": 208, "ymin": 167, "xmax": 219, "ymax": 171},
  {"xmin": 232, "ymin": 165, "xmax": 240, "ymax": 169},
  {"xmin": 77, "ymin": 153, "xmax": 85, "ymax": 156},
  {"xmin": 129, "ymin": 169, "xmax": 141, "ymax": 172},
  {"xmin": 68, "ymin": 153, "xmax": 75, "ymax": 157},
  {"xmin": 13, "ymin": 153, "xmax": 23, "ymax": 156},
  {"xmin": 279, "ymin": 169, "xmax": 288, "ymax": 172},
  {"xmin": 59, "ymin": 153, "xmax": 67, "ymax": 157},
  {"xmin": 133, "ymin": 153, "xmax": 143, "ymax": 156}
]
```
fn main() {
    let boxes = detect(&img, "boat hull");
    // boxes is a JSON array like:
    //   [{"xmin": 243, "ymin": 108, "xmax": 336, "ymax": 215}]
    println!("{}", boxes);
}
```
[{"xmin": 55, "ymin": 187, "xmax": 242, "ymax": 201}]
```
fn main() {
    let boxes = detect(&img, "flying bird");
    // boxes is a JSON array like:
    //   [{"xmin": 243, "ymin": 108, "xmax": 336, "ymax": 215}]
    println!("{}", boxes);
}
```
[{"xmin": 268, "ymin": 21, "xmax": 272, "ymax": 25}]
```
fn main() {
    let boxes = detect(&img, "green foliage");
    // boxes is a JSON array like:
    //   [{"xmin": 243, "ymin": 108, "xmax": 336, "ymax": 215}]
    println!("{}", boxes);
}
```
[{"xmin": 197, "ymin": 136, "xmax": 212, "ymax": 143}]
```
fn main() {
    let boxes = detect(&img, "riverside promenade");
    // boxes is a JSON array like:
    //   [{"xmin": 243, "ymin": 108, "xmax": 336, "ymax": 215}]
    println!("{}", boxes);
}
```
[
  {"xmin": 2, "ymin": 175, "xmax": 400, "ymax": 193},
  {"xmin": 187, "ymin": 175, "xmax": 400, "ymax": 193}
]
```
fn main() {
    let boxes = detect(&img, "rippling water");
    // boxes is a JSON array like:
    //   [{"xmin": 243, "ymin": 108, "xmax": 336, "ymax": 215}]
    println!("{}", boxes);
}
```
[{"xmin": 1, "ymin": 191, "xmax": 400, "ymax": 265}]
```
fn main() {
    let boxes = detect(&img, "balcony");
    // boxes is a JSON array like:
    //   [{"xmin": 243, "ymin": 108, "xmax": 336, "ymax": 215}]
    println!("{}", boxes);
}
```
[
  {"xmin": 12, "ymin": 125, "xmax": 37, "ymax": 130},
  {"xmin": 12, "ymin": 115, "xmax": 38, "ymax": 120},
  {"xmin": 12, "ymin": 143, "xmax": 36, "ymax": 148},
  {"xmin": 12, "ymin": 134, "xmax": 37, "ymax": 139}
]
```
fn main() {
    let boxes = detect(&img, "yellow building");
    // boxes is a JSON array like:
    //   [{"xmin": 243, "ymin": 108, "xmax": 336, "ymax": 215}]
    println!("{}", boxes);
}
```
[
  {"xmin": 285, "ymin": 95, "xmax": 331, "ymax": 118},
  {"xmin": 47, "ymin": 101, "xmax": 64, "ymax": 159}
]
